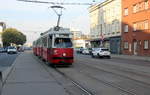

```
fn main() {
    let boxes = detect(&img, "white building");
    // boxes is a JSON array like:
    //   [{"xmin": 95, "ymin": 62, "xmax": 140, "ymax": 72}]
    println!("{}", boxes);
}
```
[
  {"xmin": 71, "ymin": 30, "xmax": 82, "ymax": 40},
  {"xmin": 73, "ymin": 39, "xmax": 86, "ymax": 48},
  {"xmin": 89, "ymin": 0, "xmax": 122, "ymax": 54}
]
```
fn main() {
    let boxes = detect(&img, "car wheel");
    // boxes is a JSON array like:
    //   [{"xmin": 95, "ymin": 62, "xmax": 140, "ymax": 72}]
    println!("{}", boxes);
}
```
[
  {"xmin": 108, "ymin": 56, "xmax": 111, "ymax": 59},
  {"xmin": 97, "ymin": 53, "xmax": 101, "ymax": 58},
  {"xmin": 91, "ymin": 54, "xmax": 95, "ymax": 58}
]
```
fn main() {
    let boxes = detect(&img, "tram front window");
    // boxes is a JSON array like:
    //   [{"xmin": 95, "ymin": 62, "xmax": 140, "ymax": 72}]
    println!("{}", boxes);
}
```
[{"xmin": 54, "ymin": 38, "xmax": 72, "ymax": 48}]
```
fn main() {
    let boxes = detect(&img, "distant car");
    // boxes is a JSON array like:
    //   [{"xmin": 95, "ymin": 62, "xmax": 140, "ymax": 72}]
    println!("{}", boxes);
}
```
[
  {"xmin": 18, "ymin": 47, "xmax": 24, "ymax": 52},
  {"xmin": 7, "ymin": 46, "xmax": 18, "ymax": 54},
  {"xmin": 3, "ymin": 47, "xmax": 8, "ymax": 52},
  {"xmin": 76, "ymin": 47, "xmax": 84, "ymax": 54},
  {"xmin": 82, "ymin": 48, "xmax": 90, "ymax": 55},
  {"xmin": 0, "ymin": 48, "xmax": 5, "ymax": 53},
  {"xmin": 88, "ymin": 48, "xmax": 93, "ymax": 55},
  {"xmin": 91, "ymin": 48, "xmax": 111, "ymax": 58}
]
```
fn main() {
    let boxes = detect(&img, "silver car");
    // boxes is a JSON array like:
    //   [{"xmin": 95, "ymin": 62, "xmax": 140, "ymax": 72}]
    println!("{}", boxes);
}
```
[{"xmin": 7, "ymin": 46, "xmax": 18, "ymax": 54}]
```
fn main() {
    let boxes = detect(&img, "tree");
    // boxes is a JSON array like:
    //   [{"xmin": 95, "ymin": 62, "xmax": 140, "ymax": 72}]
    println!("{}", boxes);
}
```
[{"xmin": 2, "ymin": 28, "xmax": 26, "ymax": 46}]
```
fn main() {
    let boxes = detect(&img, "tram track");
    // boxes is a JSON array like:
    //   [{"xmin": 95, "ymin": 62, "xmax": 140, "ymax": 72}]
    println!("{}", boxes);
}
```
[
  {"xmin": 32, "ymin": 53, "xmax": 150, "ymax": 95},
  {"xmin": 77, "ymin": 55, "xmax": 150, "ymax": 76},
  {"xmin": 33, "ymin": 53, "xmax": 132, "ymax": 95},
  {"xmin": 76, "ymin": 56, "xmax": 150, "ymax": 85},
  {"xmin": 71, "ymin": 67, "xmax": 137, "ymax": 95},
  {"xmin": 78, "ymin": 54, "xmax": 150, "ymax": 67},
  {"xmin": 54, "ymin": 68, "xmax": 94, "ymax": 95},
  {"xmin": 74, "ymin": 60, "xmax": 150, "ymax": 95},
  {"xmin": 58, "ymin": 68, "xmax": 137, "ymax": 95},
  {"xmin": 32, "ymin": 54, "xmax": 94, "ymax": 95}
]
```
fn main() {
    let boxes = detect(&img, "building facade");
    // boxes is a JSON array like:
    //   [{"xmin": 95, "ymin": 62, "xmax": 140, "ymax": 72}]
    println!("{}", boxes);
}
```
[
  {"xmin": 0, "ymin": 22, "xmax": 6, "ymax": 47},
  {"xmin": 71, "ymin": 30, "xmax": 82, "ymax": 40},
  {"xmin": 122, "ymin": 0, "xmax": 150, "ymax": 56},
  {"xmin": 89, "ymin": 0, "xmax": 122, "ymax": 54}
]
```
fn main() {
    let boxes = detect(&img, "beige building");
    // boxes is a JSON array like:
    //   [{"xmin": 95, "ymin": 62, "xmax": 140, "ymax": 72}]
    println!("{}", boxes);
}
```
[{"xmin": 89, "ymin": 0, "xmax": 122, "ymax": 54}]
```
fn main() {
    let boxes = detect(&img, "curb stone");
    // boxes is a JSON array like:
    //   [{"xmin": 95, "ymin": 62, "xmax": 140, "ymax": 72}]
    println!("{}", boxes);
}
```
[{"xmin": 0, "ymin": 54, "xmax": 19, "ymax": 95}]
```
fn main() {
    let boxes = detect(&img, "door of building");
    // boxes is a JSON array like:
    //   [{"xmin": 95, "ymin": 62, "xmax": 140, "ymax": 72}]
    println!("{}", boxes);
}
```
[{"xmin": 133, "ymin": 41, "xmax": 137, "ymax": 55}]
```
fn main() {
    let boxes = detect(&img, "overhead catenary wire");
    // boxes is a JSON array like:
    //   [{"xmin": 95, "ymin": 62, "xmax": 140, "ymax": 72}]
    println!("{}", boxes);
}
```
[{"xmin": 17, "ymin": 0, "xmax": 93, "ymax": 5}]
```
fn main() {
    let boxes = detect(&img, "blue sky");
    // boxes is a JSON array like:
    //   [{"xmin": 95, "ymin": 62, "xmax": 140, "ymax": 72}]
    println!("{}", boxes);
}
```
[{"xmin": 0, "ymin": 0, "xmax": 103, "ymax": 44}]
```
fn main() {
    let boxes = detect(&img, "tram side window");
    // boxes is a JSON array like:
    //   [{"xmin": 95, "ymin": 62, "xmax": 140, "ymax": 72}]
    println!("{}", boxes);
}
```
[
  {"xmin": 48, "ymin": 37, "xmax": 52, "ymax": 48},
  {"xmin": 43, "ymin": 37, "xmax": 47, "ymax": 48},
  {"xmin": 54, "ymin": 38, "xmax": 72, "ymax": 48}
]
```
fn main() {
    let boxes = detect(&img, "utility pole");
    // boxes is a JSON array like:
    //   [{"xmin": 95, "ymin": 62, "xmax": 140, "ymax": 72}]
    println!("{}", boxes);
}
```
[{"xmin": 100, "ymin": 24, "xmax": 103, "ymax": 47}]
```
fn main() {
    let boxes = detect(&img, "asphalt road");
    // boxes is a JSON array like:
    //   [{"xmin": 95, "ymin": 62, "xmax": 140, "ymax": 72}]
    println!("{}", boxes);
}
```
[
  {"xmin": 0, "ymin": 53, "xmax": 19, "ymax": 67},
  {"xmin": 3, "ymin": 51, "xmax": 150, "ymax": 95},
  {"xmin": 54, "ymin": 53, "xmax": 150, "ymax": 95}
]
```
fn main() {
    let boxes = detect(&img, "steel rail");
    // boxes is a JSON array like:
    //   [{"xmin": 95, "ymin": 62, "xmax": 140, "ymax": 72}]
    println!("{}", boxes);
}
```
[
  {"xmin": 54, "ymin": 68, "xmax": 94, "ymax": 95},
  {"xmin": 78, "ymin": 58, "xmax": 150, "ymax": 86},
  {"xmin": 75, "ymin": 59, "xmax": 150, "ymax": 95},
  {"xmin": 74, "ymin": 63, "xmax": 137, "ymax": 95}
]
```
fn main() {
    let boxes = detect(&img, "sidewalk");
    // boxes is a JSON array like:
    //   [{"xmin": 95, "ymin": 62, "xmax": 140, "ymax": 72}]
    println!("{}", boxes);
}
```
[
  {"xmin": 1, "ymin": 51, "xmax": 68, "ymax": 95},
  {"xmin": 111, "ymin": 54, "xmax": 150, "ymax": 62}
]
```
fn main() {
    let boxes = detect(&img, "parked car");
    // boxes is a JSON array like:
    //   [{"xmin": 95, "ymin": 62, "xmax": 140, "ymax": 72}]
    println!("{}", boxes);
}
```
[
  {"xmin": 82, "ymin": 48, "xmax": 90, "ymax": 55},
  {"xmin": 3, "ymin": 47, "xmax": 8, "ymax": 52},
  {"xmin": 7, "ymin": 46, "xmax": 18, "ymax": 54},
  {"xmin": 91, "ymin": 48, "xmax": 111, "ymax": 58},
  {"xmin": 18, "ymin": 47, "xmax": 24, "ymax": 52},
  {"xmin": 75, "ymin": 48, "xmax": 80, "ymax": 54},
  {"xmin": 88, "ymin": 48, "xmax": 93, "ymax": 55},
  {"xmin": 0, "ymin": 48, "xmax": 5, "ymax": 53},
  {"xmin": 76, "ymin": 47, "xmax": 84, "ymax": 54}
]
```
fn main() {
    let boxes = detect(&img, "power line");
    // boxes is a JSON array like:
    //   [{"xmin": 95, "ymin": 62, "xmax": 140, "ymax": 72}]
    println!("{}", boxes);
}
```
[{"xmin": 17, "ymin": 0, "xmax": 93, "ymax": 5}]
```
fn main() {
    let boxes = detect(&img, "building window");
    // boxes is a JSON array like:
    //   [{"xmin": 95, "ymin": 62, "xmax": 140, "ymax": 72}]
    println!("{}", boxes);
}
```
[
  {"xmin": 133, "ymin": 20, "xmax": 149, "ymax": 31},
  {"xmin": 144, "ymin": 40, "xmax": 149, "ymax": 49},
  {"xmin": 138, "ymin": 22, "xmax": 143, "ymax": 30},
  {"xmin": 145, "ymin": 1, "xmax": 149, "ymax": 10},
  {"xmin": 133, "ymin": 1, "xmax": 149, "ymax": 13},
  {"xmin": 133, "ymin": 5, "xmax": 137, "ymax": 13},
  {"xmin": 124, "ymin": 25, "xmax": 129, "ymax": 32},
  {"xmin": 124, "ymin": 8, "xmax": 128, "ymax": 16},
  {"xmin": 133, "ymin": 23, "xmax": 137, "ymax": 31},
  {"xmin": 124, "ymin": 42, "xmax": 129, "ymax": 49},
  {"xmin": 144, "ymin": 21, "xmax": 149, "ymax": 29}
]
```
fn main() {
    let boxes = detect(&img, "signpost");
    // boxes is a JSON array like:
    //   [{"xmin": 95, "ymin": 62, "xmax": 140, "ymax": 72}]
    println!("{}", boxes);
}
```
[{"xmin": 100, "ymin": 33, "xmax": 104, "ymax": 47}]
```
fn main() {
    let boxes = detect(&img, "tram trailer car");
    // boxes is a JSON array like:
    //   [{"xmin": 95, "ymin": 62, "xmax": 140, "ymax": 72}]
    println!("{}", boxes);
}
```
[
  {"xmin": 33, "ymin": 27, "xmax": 74, "ymax": 65},
  {"xmin": 35, "ymin": 38, "xmax": 42, "ymax": 57},
  {"xmin": 33, "ymin": 41, "xmax": 37, "ymax": 56}
]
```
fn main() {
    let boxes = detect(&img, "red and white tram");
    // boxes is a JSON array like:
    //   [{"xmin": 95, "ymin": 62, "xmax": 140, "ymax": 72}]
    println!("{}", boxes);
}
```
[{"xmin": 33, "ymin": 27, "xmax": 74, "ymax": 65}]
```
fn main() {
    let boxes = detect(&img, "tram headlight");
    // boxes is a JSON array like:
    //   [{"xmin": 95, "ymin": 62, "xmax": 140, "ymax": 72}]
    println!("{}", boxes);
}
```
[{"xmin": 63, "ymin": 53, "xmax": 66, "ymax": 57}]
